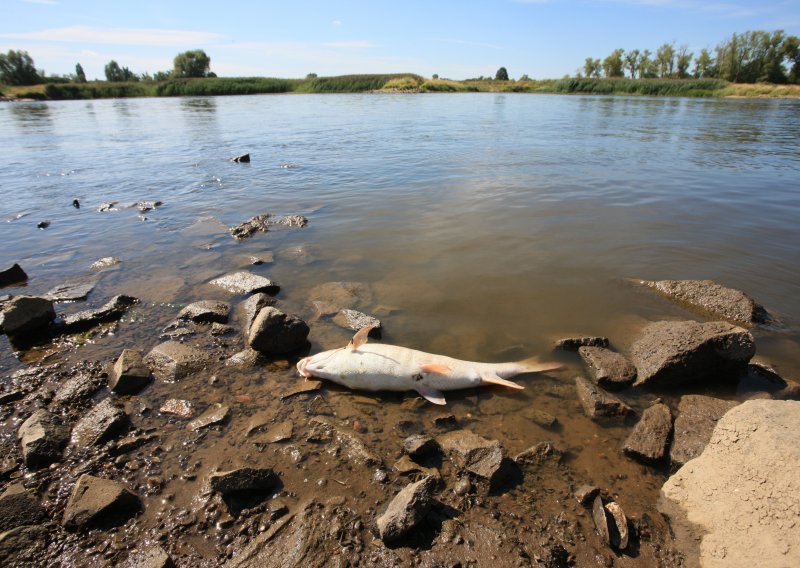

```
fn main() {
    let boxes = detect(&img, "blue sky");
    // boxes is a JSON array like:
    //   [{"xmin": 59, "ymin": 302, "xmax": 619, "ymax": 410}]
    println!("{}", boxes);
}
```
[{"xmin": 2, "ymin": 0, "xmax": 799, "ymax": 80}]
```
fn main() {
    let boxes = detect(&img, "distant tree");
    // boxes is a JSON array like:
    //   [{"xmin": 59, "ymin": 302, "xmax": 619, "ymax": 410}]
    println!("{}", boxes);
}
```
[
  {"xmin": 104, "ymin": 60, "xmax": 138, "ymax": 82},
  {"xmin": 694, "ymin": 49, "xmax": 714, "ymax": 78},
  {"xmin": 624, "ymin": 49, "xmax": 640, "ymax": 79},
  {"xmin": 583, "ymin": 57, "xmax": 601, "ymax": 78},
  {"xmin": 75, "ymin": 63, "xmax": 87, "ymax": 83},
  {"xmin": 783, "ymin": 35, "xmax": 800, "ymax": 83},
  {"xmin": 207, "ymin": 71, "xmax": 217, "ymax": 78},
  {"xmin": 0, "ymin": 49, "xmax": 41, "ymax": 85},
  {"xmin": 153, "ymin": 70, "xmax": 171, "ymax": 81},
  {"xmin": 495, "ymin": 66, "xmax": 509, "ymax": 80},
  {"xmin": 638, "ymin": 49, "xmax": 657, "ymax": 78},
  {"xmin": 519, "ymin": 74, "xmax": 530, "ymax": 81},
  {"xmin": 656, "ymin": 43, "xmax": 676, "ymax": 77},
  {"xmin": 602, "ymin": 49, "xmax": 625, "ymax": 78},
  {"xmin": 306, "ymin": 72, "xmax": 318, "ymax": 80},
  {"xmin": 431, "ymin": 73, "xmax": 438, "ymax": 79},
  {"xmin": 172, "ymin": 49, "xmax": 211, "ymax": 78},
  {"xmin": 676, "ymin": 45, "xmax": 693, "ymax": 78}
]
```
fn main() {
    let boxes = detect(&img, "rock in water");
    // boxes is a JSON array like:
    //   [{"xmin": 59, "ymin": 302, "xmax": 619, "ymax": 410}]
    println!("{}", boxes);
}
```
[
  {"xmin": 208, "ymin": 467, "xmax": 278, "ymax": 494},
  {"xmin": 248, "ymin": 307, "xmax": 310, "ymax": 355},
  {"xmin": 0, "ymin": 483, "xmax": 48, "ymax": 532},
  {"xmin": 109, "ymin": 349, "xmax": 151, "ymax": 394},
  {"xmin": 578, "ymin": 346, "xmax": 637, "ymax": 391},
  {"xmin": 57, "ymin": 294, "xmax": 138, "ymax": 333},
  {"xmin": 554, "ymin": 336, "xmax": 609, "ymax": 351},
  {"xmin": 376, "ymin": 475, "xmax": 436, "ymax": 542},
  {"xmin": 209, "ymin": 271, "xmax": 279, "ymax": 295},
  {"xmin": 177, "ymin": 300, "xmax": 230, "ymax": 323},
  {"xmin": 128, "ymin": 545, "xmax": 175, "ymax": 568},
  {"xmin": 623, "ymin": 403, "xmax": 673, "ymax": 465},
  {"xmin": 0, "ymin": 296, "xmax": 55, "ymax": 336},
  {"xmin": 604, "ymin": 501, "xmax": 629, "ymax": 550},
  {"xmin": 239, "ymin": 293, "xmax": 277, "ymax": 333},
  {"xmin": 144, "ymin": 341, "xmax": 210, "ymax": 381},
  {"xmin": 70, "ymin": 398, "xmax": 129, "ymax": 447},
  {"xmin": 188, "ymin": 404, "xmax": 230, "ymax": 430},
  {"xmin": 332, "ymin": 308, "xmax": 382, "ymax": 337},
  {"xmin": 670, "ymin": 395, "xmax": 738, "ymax": 468},
  {"xmin": 0, "ymin": 263, "xmax": 28, "ymax": 287},
  {"xmin": 638, "ymin": 278, "xmax": 769, "ymax": 326},
  {"xmin": 44, "ymin": 277, "xmax": 98, "ymax": 302},
  {"xmin": 630, "ymin": 320, "xmax": 755, "ymax": 389},
  {"xmin": 230, "ymin": 153, "xmax": 250, "ymax": 163},
  {"xmin": 660, "ymin": 400, "xmax": 800, "ymax": 568},
  {"xmin": 17, "ymin": 409, "xmax": 70, "ymax": 469},
  {"xmin": 62, "ymin": 474, "xmax": 141, "ymax": 530},
  {"xmin": 575, "ymin": 377, "xmax": 632, "ymax": 419}
]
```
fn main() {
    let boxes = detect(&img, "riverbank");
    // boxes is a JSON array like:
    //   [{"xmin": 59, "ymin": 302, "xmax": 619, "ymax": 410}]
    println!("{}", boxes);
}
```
[{"xmin": 3, "ymin": 74, "xmax": 800, "ymax": 101}]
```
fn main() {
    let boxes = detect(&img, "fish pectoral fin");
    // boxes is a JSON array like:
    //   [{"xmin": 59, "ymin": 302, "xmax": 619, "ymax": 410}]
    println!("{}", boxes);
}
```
[
  {"xmin": 347, "ymin": 326, "xmax": 373, "ymax": 351},
  {"xmin": 420, "ymin": 363, "xmax": 452, "ymax": 375},
  {"xmin": 480, "ymin": 373, "xmax": 525, "ymax": 390},
  {"xmin": 415, "ymin": 384, "xmax": 447, "ymax": 405}
]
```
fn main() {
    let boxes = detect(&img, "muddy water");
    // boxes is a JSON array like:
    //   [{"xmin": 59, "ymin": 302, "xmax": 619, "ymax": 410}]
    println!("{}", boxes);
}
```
[{"xmin": 1, "ymin": 93, "xmax": 799, "ymax": 565}]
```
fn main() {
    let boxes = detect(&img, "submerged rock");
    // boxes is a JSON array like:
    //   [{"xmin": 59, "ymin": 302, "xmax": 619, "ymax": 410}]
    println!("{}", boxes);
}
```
[
  {"xmin": 159, "ymin": 399, "xmax": 194, "ymax": 418},
  {"xmin": 144, "ymin": 341, "xmax": 210, "ymax": 381},
  {"xmin": 0, "ymin": 524, "xmax": 49, "ymax": 565},
  {"xmin": 332, "ymin": 309, "xmax": 382, "ymax": 336},
  {"xmin": 638, "ymin": 278, "xmax": 769, "ymax": 326},
  {"xmin": 575, "ymin": 377, "xmax": 632, "ymax": 419},
  {"xmin": 110, "ymin": 349, "xmax": 151, "ymax": 394},
  {"xmin": 0, "ymin": 295, "xmax": 55, "ymax": 336},
  {"xmin": 308, "ymin": 417, "xmax": 381, "ymax": 466},
  {"xmin": 208, "ymin": 467, "xmax": 278, "ymax": 495},
  {"xmin": 45, "ymin": 277, "xmax": 98, "ymax": 302},
  {"xmin": 630, "ymin": 320, "xmax": 755, "ymax": 389},
  {"xmin": 554, "ymin": 336, "xmax": 609, "ymax": 351},
  {"xmin": 578, "ymin": 346, "xmax": 636, "ymax": 391},
  {"xmin": 57, "ymin": 294, "xmax": 138, "ymax": 333},
  {"xmin": 62, "ymin": 474, "xmax": 141, "ymax": 530},
  {"xmin": 623, "ymin": 403, "xmax": 673, "ymax": 465},
  {"xmin": 229, "ymin": 213, "xmax": 308, "ymax": 240},
  {"xmin": 178, "ymin": 300, "xmax": 230, "ymax": 323},
  {"xmin": 188, "ymin": 403, "xmax": 230, "ymax": 431},
  {"xmin": 514, "ymin": 441, "xmax": 562, "ymax": 468},
  {"xmin": 377, "ymin": 475, "xmax": 436, "ymax": 542},
  {"xmin": 0, "ymin": 484, "xmax": 48, "ymax": 532},
  {"xmin": 17, "ymin": 409, "xmax": 70, "ymax": 469},
  {"xmin": 307, "ymin": 281, "xmax": 373, "ymax": 312},
  {"xmin": 90, "ymin": 257, "xmax": 121, "ymax": 270},
  {"xmin": 70, "ymin": 398, "xmax": 129, "ymax": 448},
  {"xmin": 248, "ymin": 307, "xmax": 310, "ymax": 355},
  {"xmin": 0, "ymin": 263, "xmax": 27, "ymax": 287},
  {"xmin": 210, "ymin": 271, "xmax": 279, "ymax": 295},
  {"xmin": 230, "ymin": 153, "xmax": 250, "ymax": 163},
  {"xmin": 670, "ymin": 395, "xmax": 738, "ymax": 468}
]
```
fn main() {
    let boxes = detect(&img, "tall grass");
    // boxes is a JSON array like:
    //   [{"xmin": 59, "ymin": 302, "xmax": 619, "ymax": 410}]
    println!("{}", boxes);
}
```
[
  {"xmin": 299, "ymin": 74, "xmax": 423, "ymax": 93},
  {"xmin": 551, "ymin": 78, "xmax": 729, "ymax": 97},
  {"xmin": 154, "ymin": 77, "xmax": 301, "ymax": 96}
]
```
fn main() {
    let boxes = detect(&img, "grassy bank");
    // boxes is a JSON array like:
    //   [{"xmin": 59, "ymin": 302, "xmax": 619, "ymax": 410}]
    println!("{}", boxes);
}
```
[{"xmin": 3, "ymin": 75, "xmax": 799, "ymax": 101}]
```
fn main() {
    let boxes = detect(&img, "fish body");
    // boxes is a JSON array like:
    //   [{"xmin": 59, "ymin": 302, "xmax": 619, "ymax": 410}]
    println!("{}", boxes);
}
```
[{"xmin": 296, "ymin": 327, "xmax": 562, "ymax": 405}]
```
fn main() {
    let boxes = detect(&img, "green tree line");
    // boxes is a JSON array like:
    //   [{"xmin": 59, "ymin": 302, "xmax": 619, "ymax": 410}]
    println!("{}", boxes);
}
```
[{"xmin": 581, "ymin": 30, "xmax": 800, "ymax": 83}]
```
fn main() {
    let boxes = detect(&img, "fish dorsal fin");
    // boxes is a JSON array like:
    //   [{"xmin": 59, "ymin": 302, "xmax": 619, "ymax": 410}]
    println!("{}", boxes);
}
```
[
  {"xmin": 348, "ymin": 326, "xmax": 373, "ymax": 351},
  {"xmin": 416, "ymin": 384, "xmax": 447, "ymax": 405},
  {"xmin": 420, "ymin": 363, "xmax": 452, "ymax": 375},
  {"xmin": 480, "ymin": 373, "xmax": 525, "ymax": 390}
]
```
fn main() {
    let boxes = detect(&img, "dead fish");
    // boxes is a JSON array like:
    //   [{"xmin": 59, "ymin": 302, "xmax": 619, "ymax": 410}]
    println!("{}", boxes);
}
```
[{"xmin": 297, "ymin": 327, "xmax": 563, "ymax": 405}]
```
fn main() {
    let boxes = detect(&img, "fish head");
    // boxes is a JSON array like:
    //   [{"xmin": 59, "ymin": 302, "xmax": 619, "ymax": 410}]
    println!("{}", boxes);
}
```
[{"xmin": 296, "ymin": 347, "xmax": 347, "ymax": 380}]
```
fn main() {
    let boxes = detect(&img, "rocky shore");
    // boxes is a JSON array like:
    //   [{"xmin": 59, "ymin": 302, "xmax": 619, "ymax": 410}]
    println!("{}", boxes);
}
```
[{"xmin": 2, "ymin": 245, "xmax": 799, "ymax": 567}]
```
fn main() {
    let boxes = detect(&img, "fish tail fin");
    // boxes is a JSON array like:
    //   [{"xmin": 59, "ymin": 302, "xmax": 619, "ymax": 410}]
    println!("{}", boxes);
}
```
[
  {"xmin": 481, "ymin": 373, "xmax": 525, "ymax": 390},
  {"xmin": 517, "ymin": 357, "xmax": 564, "ymax": 374}
]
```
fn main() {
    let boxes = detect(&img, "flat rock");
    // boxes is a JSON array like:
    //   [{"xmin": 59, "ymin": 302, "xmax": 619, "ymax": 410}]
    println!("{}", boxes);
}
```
[
  {"xmin": 52, "ymin": 371, "xmax": 106, "ymax": 406},
  {"xmin": 514, "ymin": 441, "xmax": 562, "ymax": 467},
  {"xmin": 555, "ymin": 336, "xmax": 609, "ymax": 351},
  {"xmin": 239, "ymin": 293, "xmax": 277, "ymax": 333},
  {"xmin": 308, "ymin": 417, "xmax": 381, "ymax": 466},
  {"xmin": 280, "ymin": 379, "xmax": 322, "ymax": 399},
  {"xmin": 393, "ymin": 455, "xmax": 440, "ymax": 479},
  {"xmin": 0, "ymin": 296, "xmax": 55, "ymax": 336},
  {"xmin": 307, "ymin": 281, "xmax": 372, "ymax": 311},
  {"xmin": 17, "ymin": 409, "xmax": 70, "ymax": 468},
  {"xmin": 110, "ymin": 349, "xmax": 151, "ymax": 394},
  {"xmin": 208, "ymin": 467, "xmax": 278, "ymax": 494},
  {"xmin": 90, "ymin": 256, "xmax": 121, "ymax": 270},
  {"xmin": 332, "ymin": 309, "xmax": 382, "ymax": 337},
  {"xmin": 144, "ymin": 341, "xmax": 210, "ymax": 381},
  {"xmin": 188, "ymin": 404, "xmax": 230, "ymax": 430},
  {"xmin": 210, "ymin": 271, "xmax": 279, "ymax": 295},
  {"xmin": 631, "ymin": 320, "xmax": 755, "ymax": 389},
  {"xmin": 226, "ymin": 348, "xmax": 263, "ymax": 368},
  {"xmin": 574, "ymin": 484, "xmax": 600, "ymax": 506},
  {"xmin": 578, "ymin": 346, "xmax": 636, "ymax": 391},
  {"xmin": 661, "ymin": 400, "xmax": 800, "ymax": 568},
  {"xmin": 670, "ymin": 395, "xmax": 738, "ymax": 468},
  {"xmin": 438, "ymin": 429, "xmax": 505, "ymax": 482},
  {"xmin": 0, "ymin": 524, "xmax": 49, "ymax": 565},
  {"xmin": 575, "ymin": 376, "xmax": 632, "ymax": 419},
  {"xmin": 255, "ymin": 420, "xmax": 293, "ymax": 443},
  {"xmin": 377, "ymin": 476, "xmax": 436, "ymax": 542},
  {"xmin": 248, "ymin": 307, "xmax": 309, "ymax": 354},
  {"xmin": 62, "ymin": 474, "xmax": 141, "ymax": 530},
  {"xmin": 58, "ymin": 294, "xmax": 138, "ymax": 333},
  {"xmin": 178, "ymin": 300, "xmax": 230, "ymax": 323},
  {"xmin": 623, "ymin": 403, "xmax": 673, "ymax": 465},
  {"xmin": 0, "ymin": 483, "xmax": 48, "ymax": 531},
  {"xmin": 45, "ymin": 277, "xmax": 98, "ymax": 302},
  {"xmin": 159, "ymin": 399, "xmax": 194, "ymax": 418},
  {"xmin": 403, "ymin": 434, "xmax": 440, "ymax": 459},
  {"xmin": 71, "ymin": 398, "xmax": 129, "ymax": 447},
  {"xmin": 0, "ymin": 263, "xmax": 28, "ymax": 287},
  {"xmin": 639, "ymin": 278, "xmax": 769, "ymax": 326},
  {"xmin": 128, "ymin": 545, "xmax": 175, "ymax": 568}
]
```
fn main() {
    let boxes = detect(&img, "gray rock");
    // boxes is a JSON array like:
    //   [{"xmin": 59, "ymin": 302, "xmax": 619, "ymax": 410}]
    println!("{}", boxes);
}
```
[
  {"xmin": 226, "ymin": 348, "xmax": 263, "ymax": 368},
  {"xmin": 187, "ymin": 404, "xmax": 230, "ymax": 431},
  {"xmin": 57, "ymin": 294, "xmax": 138, "ymax": 333},
  {"xmin": 578, "ymin": 346, "xmax": 636, "ymax": 391},
  {"xmin": 178, "ymin": 300, "xmax": 229, "ymax": 324},
  {"xmin": 403, "ymin": 434, "xmax": 440, "ymax": 459},
  {"xmin": 208, "ymin": 467, "xmax": 278, "ymax": 495},
  {"xmin": 0, "ymin": 263, "xmax": 27, "ymax": 287},
  {"xmin": 376, "ymin": 476, "xmax": 436, "ymax": 542},
  {"xmin": 62, "ymin": 474, "xmax": 141, "ymax": 530},
  {"xmin": 639, "ymin": 279, "xmax": 769, "ymax": 326},
  {"xmin": 90, "ymin": 257, "xmax": 121, "ymax": 270},
  {"xmin": 45, "ymin": 277, "xmax": 98, "ymax": 302},
  {"xmin": 248, "ymin": 307, "xmax": 309, "ymax": 355},
  {"xmin": 229, "ymin": 213, "xmax": 307, "ymax": 240},
  {"xmin": 592, "ymin": 495, "xmax": 611, "ymax": 545},
  {"xmin": 52, "ymin": 372, "xmax": 106, "ymax": 406},
  {"xmin": 0, "ymin": 525, "xmax": 49, "ymax": 565},
  {"xmin": 575, "ymin": 377, "xmax": 632, "ymax": 419},
  {"xmin": 239, "ymin": 293, "xmax": 277, "ymax": 333},
  {"xmin": 393, "ymin": 455, "xmax": 440, "ymax": 479},
  {"xmin": 210, "ymin": 271, "xmax": 279, "ymax": 295},
  {"xmin": 555, "ymin": 336, "xmax": 609, "ymax": 351},
  {"xmin": 110, "ymin": 349, "xmax": 151, "ymax": 394},
  {"xmin": 70, "ymin": 398, "xmax": 129, "ymax": 448},
  {"xmin": 514, "ymin": 441, "xmax": 562, "ymax": 468},
  {"xmin": 670, "ymin": 395, "xmax": 738, "ymax": 468},
  {"xmin": 136, "ymin": 200, "xmax": 162, "ymax": 213},
  {"xmin": 332, "ymin": 309, "xmax": 382, "ymax": 337},
  {"xmin": 623, "ymin": 403, "xmax": 673, "ymax": 465},
  {"xmin": 0, "ymin": 483, "xmax": 48, "ymax": 531},
  {"xmin": 97, "ymin": 202, "xmax": 118, "ymax": 212},
  {"xmin": 230, "ymin": 153, "xmax": 250, "ymax": 163},
  {"xmin": 0, "ymin": 296, "xmax": 55, "ymax": 336},
  {"xmin": 159, "ymin": 399, "xmax": 194, "ymax": 418},
  {"xmin": 144, "ymin": 341, "xmax": 210, "ymax": 381},
  {"xmin": 524, "ymin": 408, "xmax": 559, "ymax": 429},
  {"xmin": 438, "ymin": 429, "xmax": 505, "ymax": 482},
  {"xmin": 128, "ymin": 545, "xmax": 175, "ymax": 568},
  {"xmin": 574, "ymin": 484, "xmax": 600, "ymax": 506},
  {"xmin": 257, "ymin": 420, "xmax": 293, "ymax": 443},
  {"xmin": 631, "ymin": 320, "xmax": 755, "ymax": 389},
  {"xmin": 17, "ymin": 409, "xmax": 69, "ymax": 469},
  {"xmin": 210, "ymin": 323, "xmax": 234, "ymax": 335}
]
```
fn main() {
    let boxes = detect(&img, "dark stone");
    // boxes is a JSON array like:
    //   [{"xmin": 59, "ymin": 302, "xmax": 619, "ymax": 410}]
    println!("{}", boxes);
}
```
[
  {"xmin": 376, "ymin": 475, "xmax": 436, "ymax": 542},
  {"xmin": 0, "ymin": 296, "xmax": 55, "ymax": 336},
  {"xmin": 17, "ymin": 409, "xmax": 69, "ymax": 469},
  {"xmin": 110, "ymin": 349, "xmax": 151, "ymax": 394},
  {"xmin": 52, "ymin": 371, "xmax": 106, "ymax": 406},
  {"xmin": 578, "ymin": 346, "xmax": 637, "ymax": 391},
  {"xmin": 630, "ymin": 320, "xmax": 755, "ymax": 389},
  {"xmin": 0, "ymin": 524, "xmax": 49, "ymax": 565},
  {"xmin": 638, "ymin": 279, "xmax": 769, "ymax": 326},
  {"xmin": 62, "ymin": 474, "xmax": 141, "ymax": 530},
  {"xmin": 524, "ymin": 408, "xmax": 559, "ymax": 429},
  {"xmin": 57, "ymin": 294, "xmax": 138, "ymax": 333},
  {"xmin": 592, "ymin": 495, "xmax": 611, "ymax": 545},
  {"xmin": 144, "ymin": 341, "xmax": 210, "ymax": 381},
  {"xmin": 670, "ymin": 395, "xmax": 738, "ymax": 468},
  {"xmin": 177, "ymin": 300, "xmax": 229, "ymax": 324},
  {"xmin": 575, "ymin": 377, "xmax": 632, "ymax": 419},
  {"xmin": 393, "ymin": 455, "xmax": 440, "ymax": 479},
  {"xmin": 623, "ymin": 403, "xmax": 673, "ymax": 465},
  {"xmin": 45, "ymin": 277, "xmax": 98, "ymax": 302},
  {"xmin": 0, "ymin": 264, "xmax": 27, "ymax": 287},
  {"xmin": 402, "ymin": 434, "xmax": 440, "ymax": 459},
  {"xmin": 37, "ymin": 220, "xmax": 50, "ymax": 229},
  {"xmin": 72, "ymin": 199, "xmax": 80, "ymax": 208},
  {"xmin": 229, "ymin": 214, "xmax": 308, "ymax": 240},
  {"xmin": 514, "ymin": 441, "xmax": 562, "ymax": 467},
  {"xmin": 0, "ymin": 483, "xmax": 48, "ymax": 531},
  {"xmin": 332, "ymin": 309, "xmax": 382, "ymax": 337},
  {"xmin": 0, "ymin": 389, "xmax": 23, "ymax": 405},
  {"xmin": 187, "ymin": 404, "xmax": 230, "ymax": 431},
  {"xmin": 231, "ymin": 153, "xmax": 250, "ymax": 163},
  {"xmin": 555, "ymin": 336, "xmax": 609, "ymax": 351},
  {"xmin": 208, "ymin": 467, "xmax": 278, "ymax": 495},
  {"xmin": 70, "ymin": 398, "xmax": 129, "ymax": 448},
  {"xmin": 209, "ymin": 271, "xmax": 279, "ymax": 295},
  {"xmin": 438, "ymin": 429, "xmax": 505, "ymax": 482},
  {"xmin": 239, "ymin": 292, "xmax": 277, "ymax": 333},
  {"xmin": 136, "ymin": 200, "xmax": 162, "ymax": 213},
  {"xmin": 248, "ymin": 307, "xmax": 310, "ymax": 355},
  {"xmin": 574, "ymin": 484, "xmax": 600, "ymax": 506}
]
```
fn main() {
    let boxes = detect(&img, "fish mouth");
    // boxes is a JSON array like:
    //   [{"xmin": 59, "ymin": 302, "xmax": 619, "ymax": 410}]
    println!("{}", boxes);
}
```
[{"xmin": 297, "ymin": 357, "xmax": 312, "ymax": 378}]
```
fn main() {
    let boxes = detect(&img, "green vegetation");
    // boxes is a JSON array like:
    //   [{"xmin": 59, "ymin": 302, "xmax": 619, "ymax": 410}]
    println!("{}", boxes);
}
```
[
  {"xmin": 0, "ymin": 49, "xmax": 41, "ymax": 86},
  {"xmin": 172, "ymin": 50, "xmax": 211, "ymax": 78}
]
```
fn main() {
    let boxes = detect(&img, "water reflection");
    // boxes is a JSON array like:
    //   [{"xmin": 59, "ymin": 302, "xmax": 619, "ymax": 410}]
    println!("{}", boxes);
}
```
[
  {"xmin": 181, "ymin": 97, "xmax": 217, "ymax": 113},
  {"xmin": 8, "ymin": 102, "xmax": 53, "ymax": 128}
]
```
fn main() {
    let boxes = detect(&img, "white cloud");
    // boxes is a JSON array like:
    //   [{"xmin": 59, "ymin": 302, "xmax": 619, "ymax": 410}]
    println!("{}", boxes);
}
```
[{"xmin": 0, "ymin": 26, "xmax": 223, "ymax": 46}]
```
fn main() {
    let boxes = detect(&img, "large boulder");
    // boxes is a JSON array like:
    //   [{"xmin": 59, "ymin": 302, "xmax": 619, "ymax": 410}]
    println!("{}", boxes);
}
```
[
  {"xmin": 376, "ymin": 475, "xmax": 436, "ymax": 542},
  {"xmin": 639, "ymin": 279, "xmax": 769, "ymax": 326},
  {"xmin": 0, "ymin": 296, "xmax": 55, "ymax": 336},
  {"xmin": 670, "ymin": 395, "xmax": 738, "ymax": 469},
  {"xmin": 630, "ymin": 320, "xmax": 755, "ymax": 389},
  {"xmin": 17, "ymin": 409, "xmax": 70, "ymax": 469},
  {"xmin": 239, "ymin": 292, "xmax": 277, "ymax": 333},
  {"xmin": 144, "ymin": 341, "xmax": 210, "ymax": 381},
  {"xmin": 622, "ymin": 403, "xmax": 673, "ymax": 465},
  {"xmin": 62, "ymin": 474, "xmax": 141, "ymax": 530},
  {"xmin": 247, "ymin": 307, "xmax": 309, "ymax": 354},
  {"xmin": 578, "ymin": 346, "xmax": 637, "ymax": 391},
  {"xmin": 660, "ymin": 400, "xmax": 800, "ymax": 568}
]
